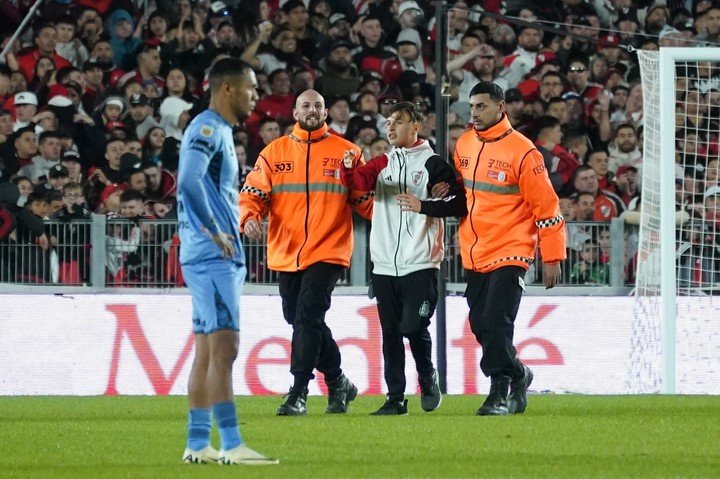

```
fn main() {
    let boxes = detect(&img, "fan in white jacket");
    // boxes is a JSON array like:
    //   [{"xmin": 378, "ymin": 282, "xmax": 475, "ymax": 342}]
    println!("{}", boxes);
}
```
[{"xmin": 341, "ymin": 101, "xmax": 466, "ymax": 416}]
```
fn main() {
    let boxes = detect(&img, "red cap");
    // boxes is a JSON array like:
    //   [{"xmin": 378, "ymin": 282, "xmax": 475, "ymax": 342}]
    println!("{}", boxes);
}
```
[
  {"xmin": 615, "ymin": 165, "xmax": 638, "ymax": 177},
  {"xmin": 105, "ymin": 121, "xmax": 127, "ymax": 132},
  {"xmin": 99, "ymin": 183, "xmax": 129, "ymax": 204},
  {"xmin": 47, "ymin": 84, "xmax": 70, "ymax": 101},
  {"xmin": 535, "ymin": 51, "xmax": 558, "ymax": 67},
  {"xmin": 598, "ymin": 33, "xmax": 620, "ymax": 51}
]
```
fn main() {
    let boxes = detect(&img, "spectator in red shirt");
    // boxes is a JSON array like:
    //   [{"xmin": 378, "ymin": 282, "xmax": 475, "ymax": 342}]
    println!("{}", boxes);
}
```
[
  {"xmin": 608, "ymin": 165, "xmax": 640, "ymax": 208},
  {"xmin": 571, "ymin": 165, "xmax": 624, "ymax": 221},
  {"xmin": 352, "ymin": 15, "xmax": 397, "ymax": 73},
  {"xmin": 116, "ymin": 44, "xmax": 164, "ymax": 93},
  {"xmin": 16, "ymin": 23, "xmax": 72, "ymax": 84},
  {"xmin": 586, "ymin": 150, "xmax": 611, "ymax": 190},
  {"xmin": 255, "ymin": 69, "xmax": 295, "ymax": 124},
  {"xmin": 534, "ymin": 115, "xmax": 580, "ymax": 194}
]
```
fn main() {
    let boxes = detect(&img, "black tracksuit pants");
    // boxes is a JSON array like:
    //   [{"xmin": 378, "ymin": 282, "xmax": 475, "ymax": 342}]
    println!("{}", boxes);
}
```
[
  {"xmin": 372, "ymin": 268, "xmax": 437, "ymax": 402},
  {"xmin": 278, "ymin": 262, "xmax": 344, "ymax": 389},
  {"xmin": 464, "ymin": 266, "xmax": 526, "ymax": 381}
]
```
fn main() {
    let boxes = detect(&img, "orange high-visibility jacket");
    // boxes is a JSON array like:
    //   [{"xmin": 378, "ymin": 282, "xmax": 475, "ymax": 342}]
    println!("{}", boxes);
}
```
[
  {"xmin": 240, "ymin": 122, "xmax": 374, "ymax": 272},
  {"xmin": 454, "ymin": 114, "xmax": 567, "ymax": 273}
]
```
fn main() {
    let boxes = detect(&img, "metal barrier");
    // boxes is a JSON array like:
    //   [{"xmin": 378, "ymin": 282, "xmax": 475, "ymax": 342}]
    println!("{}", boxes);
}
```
[{"xmin": 0, "ymin": 215, "xmax": 632, "ymax": 288}]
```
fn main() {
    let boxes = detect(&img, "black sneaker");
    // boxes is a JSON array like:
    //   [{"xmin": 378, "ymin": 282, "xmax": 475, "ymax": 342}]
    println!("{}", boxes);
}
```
[
  {"xmin": 325, "ymin": 374, "xmax": 358, "ymax": 414},
  {"xmin": 371, "ymin": 398, "xmax": 408, "ymax": 416},
  {"xmin": 276, "ymin": 387, "xmax": 308, "ymax": 416},
  {"xmin": 508, "ymin": 365, "xmax": 533, "ymax": 414},
  {"xmin": 419, "ymin": 369, "xmax": 442, "ymax": 412},
  {"xmin": 476, "ymin": 375, "xmax": 510, "ymax": 416}
]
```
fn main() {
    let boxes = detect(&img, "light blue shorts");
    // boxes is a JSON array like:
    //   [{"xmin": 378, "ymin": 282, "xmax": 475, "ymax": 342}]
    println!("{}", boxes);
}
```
[{"xmin": 183, "ymin": 259, "xmax": 245, "ymax": 334}]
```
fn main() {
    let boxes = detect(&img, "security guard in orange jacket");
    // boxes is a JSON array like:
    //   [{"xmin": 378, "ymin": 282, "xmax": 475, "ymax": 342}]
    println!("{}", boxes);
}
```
[
  {"xmin": 455, "ymin": 81, "xmax": 566, "ymax": 416},
  {"xmin": 241, "ymin": 89, "xmax": 373, "ymax": 417}
]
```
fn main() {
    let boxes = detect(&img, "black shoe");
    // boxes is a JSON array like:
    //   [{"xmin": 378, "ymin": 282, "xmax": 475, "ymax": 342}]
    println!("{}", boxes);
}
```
[
  {"xmin": 419, "ymin": 369, "xmax": 442, "ymax": 412},
  {"xmin": 325, "ymin": 374, "xmax": 358, "ymax": 414},
  {"xmin": 370, "ymin": 398, "xmax": 408, "ymax": 416},
  {"xmin": 477, "ymin": 375, "xmax": 510, "ymax": 416},
  {"xmin": 276, "ymin": 386, "xmax": 308, "ymax": 416},
  {"xmin": 508, "ymin": 365, "xmax": 533, "ymax": 414}
]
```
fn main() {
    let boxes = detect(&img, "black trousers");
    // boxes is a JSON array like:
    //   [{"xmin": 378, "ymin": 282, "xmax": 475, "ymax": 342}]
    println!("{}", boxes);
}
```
[
  {"xmin": 278, "ymin": 262, "xmax": 344, "ymax": 388},
  {"xmin": 372, "ymin": 269, "xmax": 437, "ymax": 401},
  {"xmin": 465, "ymin": 266, "xmax": 526, "ymax": 380}
]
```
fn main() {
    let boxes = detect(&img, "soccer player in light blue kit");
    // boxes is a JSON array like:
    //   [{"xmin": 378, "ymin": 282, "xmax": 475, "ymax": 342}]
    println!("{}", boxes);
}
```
[{"xmin": 178, "ymin": 58, "xmax": 277, "ymax": 465}]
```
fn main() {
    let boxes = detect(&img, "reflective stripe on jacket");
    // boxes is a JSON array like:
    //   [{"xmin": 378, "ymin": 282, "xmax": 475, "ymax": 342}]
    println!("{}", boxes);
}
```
[
  {"xmin": 240, "ymin": 122, "xmax": 373, "ymax": 272},
  {"xmin": 454, "ymin": 114, "xmax": 566, "ymax": 273}
]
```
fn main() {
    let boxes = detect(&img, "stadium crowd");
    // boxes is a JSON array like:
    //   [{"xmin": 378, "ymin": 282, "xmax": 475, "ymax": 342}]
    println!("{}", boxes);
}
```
[{"xmin": 0, "ymin": 0, "xmax": 718, "ymax": 287}]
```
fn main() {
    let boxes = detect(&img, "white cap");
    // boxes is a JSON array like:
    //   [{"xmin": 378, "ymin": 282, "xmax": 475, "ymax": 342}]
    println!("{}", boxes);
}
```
[
  {"xmin": 48, "ymin": 96, "xmax": 72, "ymax": 107},
  {"xmin": 704, "ymin": 185, "xmax": 720, "ymax": 201},
  {"xmin": 14, "ymin": 91, "xmax": 37, "ymax": 106},
  {"xmin": 397, "ymin": 1, "xmax": 422, "ymax": 16},
  {"xmin": 160, "ymin": 97, "xmax": 193, "ymax": 119},
  {"xmin": 106, "ymin": 97, "xmax": 125, "ymax": 109}
]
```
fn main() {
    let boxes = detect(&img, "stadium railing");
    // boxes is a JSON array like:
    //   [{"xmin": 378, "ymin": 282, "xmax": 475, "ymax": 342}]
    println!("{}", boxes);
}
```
[{"xmin": 0, "ymin": 215, "xmax": 633, "ymax": 295}]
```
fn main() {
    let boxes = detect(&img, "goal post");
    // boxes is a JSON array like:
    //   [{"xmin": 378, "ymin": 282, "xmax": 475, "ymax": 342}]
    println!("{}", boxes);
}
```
[{"xmin": 635, "ymin": 48, "xmax": 720, "ymax": 394}]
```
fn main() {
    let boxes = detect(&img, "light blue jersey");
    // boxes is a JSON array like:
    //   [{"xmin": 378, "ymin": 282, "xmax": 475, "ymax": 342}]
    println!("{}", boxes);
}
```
[{"xmin": 177, "ymin": 109, "xmax": 244, "ymax": 266}]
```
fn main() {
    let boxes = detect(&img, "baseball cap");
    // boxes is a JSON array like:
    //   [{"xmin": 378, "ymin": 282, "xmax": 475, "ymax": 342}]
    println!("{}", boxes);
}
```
[
  {"xmin": 598, "ymin": 33, "xmax": 620, "ymax": 50},
  {"xmin": 612, "ymin": 82, "xmax": 630, "ymax": 94},
  {"xmin": 704, "ymin": 185, "xmax": 720, "ymax": 200},
  {"xmin": 535, "ymin": 51, "xmax": 558, "ymax": 67},
  {"xmin": 105, "ymin": 97, "xmax": 126, "ymax": 110},
  {"xmin": 397, "ymin": 1, "xmax": 422, "ymax": 16},
  {"xmin": 329, "ymin": 13, "xmax": 347, "ymax": 26},
  {"xmin": 329, "ymin": 39, "xmax": 353, "ymax": 52},
  {"xmin": 130, "ymin": 93, "xmax": 151, "ymax": 107},
  {"xmin": 615, "ymin": 165, "xmax": 637, "ymax": 177},
  {"xmin": 99, "ymin": 183, "xmax": 129, "ymax": 204},
  {"xmin": 210, "ymin": 1, "xmax": 231, "ymax": 17},
  {"xmin": 105, "ymin": 120, "xmax": 127, "ymax": 132},
  {"xmin": 14, "ymin": 91, "xmax": 37, "ymax": 106},
  {"xmin": 360, "ymin": 70, "xmax": 384, "ymax": 87},
  {"xmin": 48, "ymin": 164, "xmax": 70, "ymax": 179},
  {"xmin": 82, "ymin": 57, "xmax": 104, "ymax": 71},
  {"xmin": 61, "ymin": 150, "xmax": 81, "ymax": 163}
]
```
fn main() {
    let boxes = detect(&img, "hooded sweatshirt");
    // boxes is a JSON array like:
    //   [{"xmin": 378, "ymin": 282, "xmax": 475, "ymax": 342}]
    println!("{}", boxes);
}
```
[{"xmin": 107, "ymin": 10, "xmax": 142, "ymax": 69}]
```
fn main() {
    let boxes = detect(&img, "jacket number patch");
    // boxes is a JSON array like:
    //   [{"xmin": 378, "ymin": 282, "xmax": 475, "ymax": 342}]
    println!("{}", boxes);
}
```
[{"xmin": 274, "ymin": 162, "xmax": 294, "ymax": 173}]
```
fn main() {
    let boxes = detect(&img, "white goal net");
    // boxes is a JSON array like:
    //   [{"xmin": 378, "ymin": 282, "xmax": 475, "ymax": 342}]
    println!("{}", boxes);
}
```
[{"xmin": 632, "ymin": 49, "xmax": 720, "ymax": 394}]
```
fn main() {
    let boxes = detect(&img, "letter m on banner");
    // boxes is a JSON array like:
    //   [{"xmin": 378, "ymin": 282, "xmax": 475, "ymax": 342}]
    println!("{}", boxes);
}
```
[{"xmin": 105, "ymin": 304, "xmax": 194, "ymax": 395}]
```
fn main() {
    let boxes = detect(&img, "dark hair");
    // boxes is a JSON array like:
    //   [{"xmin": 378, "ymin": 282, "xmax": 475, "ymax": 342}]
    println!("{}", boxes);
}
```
[
  {"xmin": 12, "ymin": 176, "xmax": 31, "ymax": 185},
  {"xmin": 55, "ymin": 14, "xmax": 77, "ymax": 28},
  {"xmin": 26, "ymin": 191, "xmax": 49, "ymax": 205},
  {"xmin": 33, "ymin": 22, "xmax": 56, "ymax": 38},
  {"xmin": 38, "ymin": 131, "xmax": 61, "ymax": 144},
  {"xmin": 105, "ymin": 137, "xmax": 125, "ymax": 150},
  {"xmin": 573, "ymin": 164, "xmax": 595, "ymax": 182},
  {"xmin": 56, "ymin": 66, "xmax": 80, "ymax": 85},
  {"xmin": 469, "ymin": 81, "xmax": 504, "ymax": 101},
  {"xmin": 120, "ymin": 189, "xmax": 144, "ymax": 203},
  {"xmin": 0, "ymin": 64, "xmax": 12, "ymax": 78},
  {"xmin": 615, "ymin": 122, "xmax": 636, "ymax": 136},
  {"xmin": 208, "ymin": 58, "xmax": 253, "ymax": 93},
  {"xmin": 534, "ymin": 115, "xmax": 561, "ymax": 137},
  {"xmin": 541, "ymin": 71, "xmax": 563, "ymax": 83},
  {"xmin": 386, "ymin": 101, "xmax": 424, "ymax": 124},
  {"xmin": 46, "ymin": 189, "xmax": 63, "ymax": 202},
  {"xmin": 268, "ymin": 68, "xmax": 289, "ymax": 84},
  {"xmin": 546, "ymin": 96, "xmax": 566, "ymax": 108},
  {"xmin": 258, "ymin": 117, "xmax": 280, "ymax": 129}
]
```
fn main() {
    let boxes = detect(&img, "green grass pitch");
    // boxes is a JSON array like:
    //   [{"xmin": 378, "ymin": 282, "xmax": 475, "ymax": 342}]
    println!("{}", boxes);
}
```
[{"xmin": 1, "ymin": 395, "xmax": 718, "ymax": 478}]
